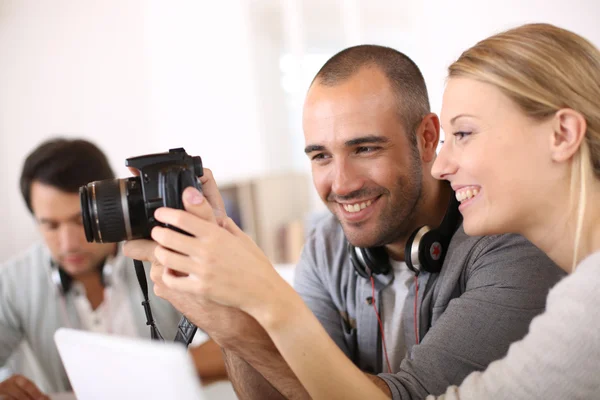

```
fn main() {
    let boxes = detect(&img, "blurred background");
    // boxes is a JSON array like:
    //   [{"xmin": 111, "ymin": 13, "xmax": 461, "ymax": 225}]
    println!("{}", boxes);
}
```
[{"xmin": 0, "ymin": 1, "xmax": 598, "ymax": 399}]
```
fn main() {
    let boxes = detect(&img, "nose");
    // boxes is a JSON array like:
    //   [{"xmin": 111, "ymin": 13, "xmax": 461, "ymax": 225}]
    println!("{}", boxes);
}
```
[
  {"xmin": 331, "ymin": 158, "xmax": 364, "ymax": 197},
  {"xmin": 59, "ymin": 223, "xmax": 85, "ymax": 253},
  {"xmin": 431, "ymin": 140, "xmax": 457, "ymax": 181}
]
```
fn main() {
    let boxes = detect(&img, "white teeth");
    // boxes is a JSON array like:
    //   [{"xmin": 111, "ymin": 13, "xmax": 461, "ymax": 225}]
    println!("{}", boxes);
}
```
[
  {"xmin": 343, "ymin": 199, "xmax": 373, "ymax": 213},
  {"xmin": 455, "ymin": 188, "xmax": 480, "ymax": 203}
]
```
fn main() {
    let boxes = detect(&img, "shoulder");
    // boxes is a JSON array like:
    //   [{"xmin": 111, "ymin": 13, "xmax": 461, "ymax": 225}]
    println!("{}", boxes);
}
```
[
  {"xmin": 296, "ymin": 213, "xmax": 352, "ymax": 287},
  {"xmin": 550, "ymin": 251, "xmax": 600, "ymax": 300},
  {"xmin": 0, "ymin": 242, "xmax": 51, "ymax": 306},
  {"xmin": 448, "ymin": 225, "xmax": 558, "ymax": 274},
  {"xmin": 302, "ymin": 213, "xmax": 348, "ymax": 262},
  {"xmin": 448, "ymin": 226, "xmax": 543, "ymax": 262},
  {"xmin": 442, "ymin": 226, "xmax": 563, "ymax": 302},
  {"xmin": 0, "ymin": 242, "xmax": 50, "ymax": 279},
  {"xmin": 305, "ymin": 212, "xmax": 346, "ymax": 246}
]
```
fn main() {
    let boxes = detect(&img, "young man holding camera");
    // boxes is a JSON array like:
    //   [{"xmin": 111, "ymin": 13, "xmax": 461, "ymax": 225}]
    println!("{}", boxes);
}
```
[{"xmin": 0, "ymin": 138, "xmax": 227, "ymax": 399}]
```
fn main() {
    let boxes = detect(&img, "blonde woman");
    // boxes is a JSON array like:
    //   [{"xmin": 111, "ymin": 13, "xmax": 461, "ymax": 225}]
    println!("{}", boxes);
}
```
[{"xmin": 125, "ymin": 23, "xmax": 600, "ymax": 399}]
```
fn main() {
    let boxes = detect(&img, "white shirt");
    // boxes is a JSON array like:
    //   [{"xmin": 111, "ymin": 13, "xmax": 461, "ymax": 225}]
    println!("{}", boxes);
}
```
[
  {"xmin": 380, "ymin": 260, "xmax": 415, "ymax": 372},
  {"xmin": 68, "ymin": 256, "xmax": 137, "ymax": 338}
]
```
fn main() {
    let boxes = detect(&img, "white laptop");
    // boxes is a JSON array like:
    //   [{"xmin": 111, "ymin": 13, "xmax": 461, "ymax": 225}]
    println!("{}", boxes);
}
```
[{"xmin": 54, "ymin": 328, "xmax": 205, "ymax": 400}]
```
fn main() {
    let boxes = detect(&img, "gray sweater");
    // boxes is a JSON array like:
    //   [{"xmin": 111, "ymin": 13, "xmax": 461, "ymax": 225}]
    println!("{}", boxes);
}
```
[
  {"xmin": 431, "ymin": 250, "xmax": 600, "ymax": 400},
  {"xmin": 295, "ymin": 215, "xmax": 565, "ymax": 399}
]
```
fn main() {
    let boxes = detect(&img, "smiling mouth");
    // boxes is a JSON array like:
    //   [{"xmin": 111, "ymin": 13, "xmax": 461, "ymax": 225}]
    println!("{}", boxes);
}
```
[
  {"xmin": 455, "ymin": 187, "xmax": 481, "ymax": 203},
  {"xmin": 341, "ymin": 199, "xmax": 374, "ymax": 213}
]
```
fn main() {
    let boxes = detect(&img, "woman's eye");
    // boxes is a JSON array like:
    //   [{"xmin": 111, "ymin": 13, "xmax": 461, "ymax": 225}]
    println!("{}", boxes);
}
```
[{"xmin": 453, "ymin": 131, "xmax": 472, "ymax": 141}]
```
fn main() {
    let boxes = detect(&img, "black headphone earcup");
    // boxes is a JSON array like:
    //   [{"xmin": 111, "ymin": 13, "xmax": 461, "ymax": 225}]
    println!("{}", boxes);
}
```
[
  {"xmin": 348, "ymin": 243, "xmax": 391, "ymax": 278},
  {"xmin": 363, "ymin": 247, "xmax": 391, "ymax": 275},
  {"xmin": 404, "ymin": 195, "xmax": 462, "ymax": 274},
  {"xmin": 405, "ymin": 227, "xmax": 424, "ymax": 274},
  {"xmin": 101, "ymin": 263, "xmax": 113, "ymax": 287},
  {"xmin": 418, "ymin": 231, "xmax": 445, "ymax": 274},
  {"xmin": 348, "ymin": 243, "xmax": 371, "ymax": 279},
  {"xmin": 405, "ymin": 226, "xmax": 445, "ymax": 274}
]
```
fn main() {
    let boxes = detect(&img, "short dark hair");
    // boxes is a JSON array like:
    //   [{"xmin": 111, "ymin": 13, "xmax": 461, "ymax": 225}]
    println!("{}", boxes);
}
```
[
  {"xmin": 312, "ymin": 44, "xmax": 430, "ymax": 145},
  {"xmin": 20, "ymin": 138, "xmax": 115, "ymax": 213}
]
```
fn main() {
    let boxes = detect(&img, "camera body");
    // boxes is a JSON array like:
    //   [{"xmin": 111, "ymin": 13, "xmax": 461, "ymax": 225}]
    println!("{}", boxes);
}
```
[{"xmin": 80, "ymin": 148, "xmax": 203, "ymax": 243}]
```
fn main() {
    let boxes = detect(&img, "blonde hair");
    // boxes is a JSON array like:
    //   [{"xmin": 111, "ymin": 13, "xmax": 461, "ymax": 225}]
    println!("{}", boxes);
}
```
[{"xmin": 448, "ymin": 23, "xmax": 600, "ymax": 270}]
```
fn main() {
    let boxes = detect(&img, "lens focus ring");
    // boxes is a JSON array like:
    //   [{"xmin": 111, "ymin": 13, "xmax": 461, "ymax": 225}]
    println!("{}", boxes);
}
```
[{"xmin": 93, "ymin": 179, "xmax": 128, "ymax": 243}]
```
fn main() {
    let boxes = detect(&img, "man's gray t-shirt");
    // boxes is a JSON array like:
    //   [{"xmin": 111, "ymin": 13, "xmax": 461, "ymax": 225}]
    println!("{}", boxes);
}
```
[
  {"xmin": 294, "ymin": 215, "xmax": 564, "ymax": 399},
  {"xmin": 380, "ymin": 260, "xmax": 414, "ymax": 372}
]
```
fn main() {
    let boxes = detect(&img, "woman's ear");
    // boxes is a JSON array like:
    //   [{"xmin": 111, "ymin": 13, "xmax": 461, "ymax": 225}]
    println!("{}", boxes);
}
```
[
  {"xmin": 417, "ymin": 113, "xmax": 441, "ymax": 163},
  {"xmin": 550, "ymin": 109, "xmax": 587, "ymax": 163}
]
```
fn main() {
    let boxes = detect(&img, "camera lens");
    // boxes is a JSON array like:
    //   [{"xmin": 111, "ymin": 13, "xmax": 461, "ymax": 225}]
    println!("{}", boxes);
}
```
[{"xmin": 79, "ymin": 177, "xmax": 149, "ymax": 243}]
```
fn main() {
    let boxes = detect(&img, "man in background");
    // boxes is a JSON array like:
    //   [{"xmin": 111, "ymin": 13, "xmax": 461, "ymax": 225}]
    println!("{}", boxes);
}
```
[{"xmin": 0, "ymin": 138, "xmax": 227, "ymax": 399}]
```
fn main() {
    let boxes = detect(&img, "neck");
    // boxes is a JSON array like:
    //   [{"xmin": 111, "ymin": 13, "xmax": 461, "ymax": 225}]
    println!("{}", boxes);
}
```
[
  {"xmin": 386, "ymin": 180, "xmax": 453, "ymax": 260},
  {"xmin": 523, "ymin": 180, "xmax": 600, "ymax": 272},
  {"xmin": 75, "ymin": 270, "xmax": 105, "ymax": 310}
]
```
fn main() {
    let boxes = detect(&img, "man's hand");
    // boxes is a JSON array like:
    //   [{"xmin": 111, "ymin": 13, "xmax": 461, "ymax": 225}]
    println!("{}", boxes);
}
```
[{"xmin": 0, "ymin": 375, "xmax": 49, "ymax": 400}]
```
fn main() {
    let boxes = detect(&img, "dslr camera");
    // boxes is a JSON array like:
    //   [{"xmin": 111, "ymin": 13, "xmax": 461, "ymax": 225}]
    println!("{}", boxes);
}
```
[
  {"xmin": 79, "ymin": 148, "xmax": 203, "ymax": 243},
  {"xmin": 79, "ymin": 148, "xmax": 203, "ymax": 345}
]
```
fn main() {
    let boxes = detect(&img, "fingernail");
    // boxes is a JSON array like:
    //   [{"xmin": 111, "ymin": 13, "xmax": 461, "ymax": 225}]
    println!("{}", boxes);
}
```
[{"xmin": 184, "ymin": 187, "xmax": 204, "ymax": 205}]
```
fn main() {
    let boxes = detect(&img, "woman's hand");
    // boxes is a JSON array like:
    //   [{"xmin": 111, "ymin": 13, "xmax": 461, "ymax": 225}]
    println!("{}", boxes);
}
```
[{"xmin": 150, "ymin": 186, "xmax": 297, "ymax": 326}]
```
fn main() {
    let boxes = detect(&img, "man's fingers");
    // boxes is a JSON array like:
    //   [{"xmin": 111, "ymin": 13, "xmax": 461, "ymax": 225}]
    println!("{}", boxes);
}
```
[
  {"xmin": 0, "ymin": 375, "xmax": 47, "ymax": 400},
  {"xmin": 150, "ymin": 262, "xmax": 166, "ymax": 284},
  {"xmin": 13, "ymin": 376, "xmax": 47, "ymax": 400},
  {"xmin": 0, "ymin": 383, "xmax": 23, "ymax": 399},
  {"xmin": 123, "ymin": 239, "xmax": 159, "ymax": 263},
  {"xmin": 154, "ymin": 245, "xmax": 198, "ymax": 277}
]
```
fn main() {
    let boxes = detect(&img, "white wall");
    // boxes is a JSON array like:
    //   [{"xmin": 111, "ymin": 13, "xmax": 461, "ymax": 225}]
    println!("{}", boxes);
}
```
[
  {"xmin": 0, "ymin": 0, "xmax": 152, "ymax": 258},
  {"xmin": 0, "ymin": 0, "xmax": 269, "ymax": 260},
  {"xmin": 410, "ymin": 0, "xmax": 600, "ymax": 134},
  {"xmin": 1, "ymin": 0, "xmax": 599, "ymax": 262}
]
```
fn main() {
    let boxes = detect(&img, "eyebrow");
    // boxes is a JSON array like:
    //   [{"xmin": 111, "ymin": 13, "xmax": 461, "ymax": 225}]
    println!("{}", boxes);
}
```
[
  {"xmin": 304, "ymin": 135, "xmax": 390, "ymax": 154},
  {"xmin": 450, "ymin": 114, "xmax": 477, "ymax": 124},
  {"xmin": 39, "ymin": 212, "xmax": 82, "ymax": 225}
]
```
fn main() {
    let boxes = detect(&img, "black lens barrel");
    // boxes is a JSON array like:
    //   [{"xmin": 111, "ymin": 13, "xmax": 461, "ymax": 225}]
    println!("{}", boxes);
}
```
[
  {"xmin": 80, "ymin": 179, "xmax": 126, "ymax": 243},
  {"xmin": 80, "ymin": 177, "xmax": 149, "ymax": 243}
]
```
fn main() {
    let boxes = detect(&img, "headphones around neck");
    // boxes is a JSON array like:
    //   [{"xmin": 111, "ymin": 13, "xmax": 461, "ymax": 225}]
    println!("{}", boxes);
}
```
[
  {"xmin": 51, "ymin": 259, "xmax": 113, "ymax": 295},
  {"xmin": 349, "ymin": 195, "xmax": 462, "ymax": 278}
]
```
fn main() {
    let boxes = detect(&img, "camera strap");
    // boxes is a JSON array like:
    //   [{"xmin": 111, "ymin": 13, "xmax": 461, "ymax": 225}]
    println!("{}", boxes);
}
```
[
  {"xmin": 133, "ymin": 259, "xmax": 164, "ymax": 341},
  {"xmin": 133, "ymin": 259, "xmax": 198, "ymax": 346}
]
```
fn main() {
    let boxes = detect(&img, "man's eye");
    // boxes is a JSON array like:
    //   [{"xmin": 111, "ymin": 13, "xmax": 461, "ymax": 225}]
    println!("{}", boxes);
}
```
[
  {"xmin": 356, "ymin": 146, "xmax": 378, "ymax": 154},
  {"xmin": 311, "ymin": 153, "xmax": 330, "ymax": 161}
]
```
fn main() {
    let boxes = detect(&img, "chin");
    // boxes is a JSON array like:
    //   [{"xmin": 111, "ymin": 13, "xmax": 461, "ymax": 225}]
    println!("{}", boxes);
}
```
[
  {"xmin": 61, "ymin": 263, "xmax": 94, "ymax": 277},
  {"xmin": 462, "ymin": 218, "xmax": 492, "ymax": 237},
  {"xmin": 343, "ymin": 230, "xmax": 377, "ymax": 248},
  {"xmin": 463, "ymin": 216, "xmax": 511, "ymax": 237}
]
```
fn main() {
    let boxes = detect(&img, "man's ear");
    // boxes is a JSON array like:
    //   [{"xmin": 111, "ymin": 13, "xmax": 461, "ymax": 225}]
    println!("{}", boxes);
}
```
[
  {"xmin": 550, "ymin": 109, "xmax": 587, "ymax": 163},
  {"xmin": 416, "ymin": 113, "xmax": 440, "ymax": 163}
]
